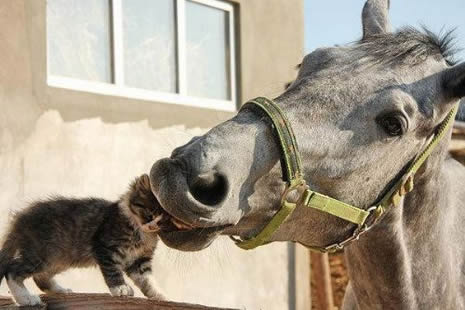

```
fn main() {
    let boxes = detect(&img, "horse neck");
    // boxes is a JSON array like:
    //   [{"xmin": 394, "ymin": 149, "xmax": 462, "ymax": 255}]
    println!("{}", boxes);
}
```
[{"xmin": 344, "ymin": 138, "xmax": 451, "ymax": 309}]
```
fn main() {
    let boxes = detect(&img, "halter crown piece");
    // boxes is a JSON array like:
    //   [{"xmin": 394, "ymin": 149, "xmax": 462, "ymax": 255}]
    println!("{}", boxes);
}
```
[{"xmin": 231, "ymin": 97, "xmax": 458, "ymax": 253}]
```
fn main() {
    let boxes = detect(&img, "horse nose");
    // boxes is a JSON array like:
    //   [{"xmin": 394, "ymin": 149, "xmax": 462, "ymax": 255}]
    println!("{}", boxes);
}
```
[{"xmin": 189, "ymin": 170, "xmax": 229, "ymax": 207}]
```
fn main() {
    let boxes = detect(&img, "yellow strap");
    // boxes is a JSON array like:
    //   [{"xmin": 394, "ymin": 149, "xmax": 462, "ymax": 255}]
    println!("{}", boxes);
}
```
[
  {"xmin": 409, "ymin": 104, "xmax": 458, "ymax": 175},
  {"xmin": 377, "ymin": 104, "xmax": 459, "ymax": 210},
  {"xmin": 302, "ymin": 190, "xmax": 370, "ymax": 225},
  {"xmin": 234, "ymin": 200, "xmax": 298, "ymax": 250},
  {"xmin": 303, "ymin": 105, "xmax": 458, "ymax": 228}
]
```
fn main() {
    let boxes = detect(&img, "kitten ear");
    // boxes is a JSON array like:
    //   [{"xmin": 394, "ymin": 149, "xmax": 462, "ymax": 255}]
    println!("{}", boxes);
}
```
[{"xmin": 137, "ymin": 174, "xmax": 151, "ymax": 191}]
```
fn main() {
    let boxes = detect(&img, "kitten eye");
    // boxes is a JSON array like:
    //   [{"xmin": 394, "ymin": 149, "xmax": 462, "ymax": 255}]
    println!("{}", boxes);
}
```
[
  {"xmin": 138, "ymin": 209, "xmax": 152, "ymax": 223},
  {"xmin": 132, "ymin": 202, "xmax": 145, "ymax": 209},
  {"xmin": 376, "ymin": 112, "xmax": 407, "ymax": 137}
]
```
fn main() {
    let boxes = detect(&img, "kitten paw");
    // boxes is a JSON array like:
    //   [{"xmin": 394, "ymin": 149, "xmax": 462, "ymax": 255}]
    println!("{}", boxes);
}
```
[
  {"xmin": 7, "ymin": 277, "xmax": 44, "ymax": 306},
  {"xmin": 47, "ymin": 286, "xmax": 73, "ymax": 294},
  {"xmin": 110, "ymin": 284, "xmax": 134, "ymax": 297},
  {"xmin": 147, "ymin": 292, "xmax": 166, "ymax": 301},
  {"xmin": 15, "ymin": 293, "xmax": 43, "ymax": 306}
]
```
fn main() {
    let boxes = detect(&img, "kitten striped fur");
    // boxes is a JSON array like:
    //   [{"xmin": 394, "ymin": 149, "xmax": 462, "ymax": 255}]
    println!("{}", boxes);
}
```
[{"xmin": 0, "ymin": 174, "xmax": 165, "ymax": 306}]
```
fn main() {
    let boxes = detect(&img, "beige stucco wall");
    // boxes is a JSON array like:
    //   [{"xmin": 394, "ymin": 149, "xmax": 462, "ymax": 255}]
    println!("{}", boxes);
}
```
[{"xmin": 0, "ymin": 1, "xmax": 307, "ymax": 309}]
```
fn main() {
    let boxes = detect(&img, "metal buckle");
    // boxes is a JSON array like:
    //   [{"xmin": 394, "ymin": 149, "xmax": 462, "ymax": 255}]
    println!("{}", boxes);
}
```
[
  {"xmin": 281, "ymin": 176, "xmax": 308, "ymax": 207},
  {"xmin": 322, "ymin": 206, "xmax": 380, "ymax": 253},
  {"xmin": 231, "ymin": 176, "xmax": 309, "ymax": 250}
]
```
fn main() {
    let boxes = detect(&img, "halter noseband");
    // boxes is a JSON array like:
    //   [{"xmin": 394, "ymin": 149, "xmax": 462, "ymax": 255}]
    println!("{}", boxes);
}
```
[{"xmin": 231, "ymin": 97, "xmax": 458, "ymax": 253}]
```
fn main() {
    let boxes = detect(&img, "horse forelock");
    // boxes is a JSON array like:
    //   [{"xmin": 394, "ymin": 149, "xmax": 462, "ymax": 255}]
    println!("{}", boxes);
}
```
[{"xmin": 359, "ymin": 26, "xmax": 460, "ymax": 67}]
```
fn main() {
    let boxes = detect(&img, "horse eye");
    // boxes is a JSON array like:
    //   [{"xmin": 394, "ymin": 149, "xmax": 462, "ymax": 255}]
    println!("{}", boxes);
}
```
[{"xmin": 376, "ymin": 113, "xmax": 407, "ymax": 137}]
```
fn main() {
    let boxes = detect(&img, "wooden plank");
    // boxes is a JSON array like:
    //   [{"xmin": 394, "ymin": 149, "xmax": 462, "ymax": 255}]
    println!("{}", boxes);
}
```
[
  {"xmin": 0, "ymin": 293, "xmax": 238, "ymax": 310},
  {"xmin": 450, "ymin": 139, "xmax": 465, "ymax": 151},
  {"xmin": 453, "ymin": 121, "xmax": 465, "ymax": 133},
  {"xmin": 294, "ymin": 244, "xmax": 311, "ymax": 310},
  {"xmin": 310, "ymin": 252, "xmax": 334, "ymax": 310},
  {"xmin": 0, "ymin": 296, "xmax": 15, "ymax": 307}
]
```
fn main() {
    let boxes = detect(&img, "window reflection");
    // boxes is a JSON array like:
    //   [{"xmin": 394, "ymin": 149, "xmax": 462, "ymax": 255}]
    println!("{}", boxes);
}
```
[
  {"xmin": 123, "ymin": 0, "xmax": 177, "ymax": 93},
  {"xmin": 48, "ymin": 0, "xmax": 112, "ymax": 82},
  {"xmin": 186, "ymin": 1, "xmax": 231, "ymax": 100}
]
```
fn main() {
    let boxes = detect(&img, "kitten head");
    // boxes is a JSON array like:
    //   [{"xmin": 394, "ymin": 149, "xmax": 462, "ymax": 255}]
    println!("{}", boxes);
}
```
[{"xmin": 126, "ymin": 174, "xmax": 165, "ymax": 233}]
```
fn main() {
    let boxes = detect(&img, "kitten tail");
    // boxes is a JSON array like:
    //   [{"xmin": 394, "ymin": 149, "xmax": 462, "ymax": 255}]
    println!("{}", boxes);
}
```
[{"xmin": 0, "ymin": 239, "xmax": 14, "ymax": 286}]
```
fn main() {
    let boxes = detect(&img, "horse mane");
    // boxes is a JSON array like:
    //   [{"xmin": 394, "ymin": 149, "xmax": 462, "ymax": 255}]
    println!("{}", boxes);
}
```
[
  {"xmin": 359, "ymin": 27, "xmax": 460, "ymax": 66},
  {"xmin": 285, "ymin": 28, "xmax": 460, "ymax": 90}
]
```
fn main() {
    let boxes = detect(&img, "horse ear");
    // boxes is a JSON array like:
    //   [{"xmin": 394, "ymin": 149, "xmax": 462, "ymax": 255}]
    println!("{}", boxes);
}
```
[
  {"xmin": 362, "ymin": 0, "xmax": 392, "ymax": 39},
  {"xmin": 442, "ymin": 62, "xmax": 465, "ymax": 101}
]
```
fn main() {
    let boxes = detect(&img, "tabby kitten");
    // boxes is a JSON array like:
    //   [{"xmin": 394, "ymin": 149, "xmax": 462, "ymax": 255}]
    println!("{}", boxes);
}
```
[{"xmin": 0, "ymin": 174, "xmax": 176, "ymax": 306}]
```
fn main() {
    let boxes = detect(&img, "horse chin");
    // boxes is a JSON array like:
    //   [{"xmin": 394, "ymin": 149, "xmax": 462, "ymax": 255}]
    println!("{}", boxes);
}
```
[{"xmin": 158, "ymin": 227, "xmax": 224, "ymax": 251}]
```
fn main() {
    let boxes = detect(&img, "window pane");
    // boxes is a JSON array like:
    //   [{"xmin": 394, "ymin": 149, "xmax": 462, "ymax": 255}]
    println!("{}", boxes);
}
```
[
  {"xmin": 47, "ymin": 0, "xmax": 112, "ymax": 82},
  {"xmin": 186, "ymin": 1, "xmax": 231, "ymax": 100},
  {"xmin": 123, "ymin": 0, "xmax": 177, "ymax": 93}
]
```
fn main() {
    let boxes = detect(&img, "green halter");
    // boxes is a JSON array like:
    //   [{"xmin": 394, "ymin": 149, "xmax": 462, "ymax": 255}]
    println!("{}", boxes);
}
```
[{"xmin": 231, "ymin": 97, "xmax": 458, "ymax": 253}]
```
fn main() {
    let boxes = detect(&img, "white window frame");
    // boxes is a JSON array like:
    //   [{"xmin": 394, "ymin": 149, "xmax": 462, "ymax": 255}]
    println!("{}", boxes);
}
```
[{"xmin": 47, "ymin": 0, "xmax": 237, "ymax": 112}]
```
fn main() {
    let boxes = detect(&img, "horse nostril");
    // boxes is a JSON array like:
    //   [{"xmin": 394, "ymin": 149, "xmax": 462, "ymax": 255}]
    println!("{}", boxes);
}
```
[{"xmin": 189, "ymin": 171, "xmax": 228, "ymax": 206}]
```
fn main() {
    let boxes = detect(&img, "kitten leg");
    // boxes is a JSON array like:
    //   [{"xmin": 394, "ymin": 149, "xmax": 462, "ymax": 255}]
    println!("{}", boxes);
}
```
[
  {"xmin": 125, "ymin": 257, "xmax": 165, "ymax": 300},
  {"xmin": 7, "ymin": 275, "xmax": 43, "ymax": 306},
  {"xmin": 34, "ymin": 274, "xmax": 73, "ymax": 294},
  {"xmin": 94, "ymin": 249, "xmax": 134, "ymax": 297},
  {"xmin": 6, "ymin": 256, "xmax": 44, "ymax": 306}
]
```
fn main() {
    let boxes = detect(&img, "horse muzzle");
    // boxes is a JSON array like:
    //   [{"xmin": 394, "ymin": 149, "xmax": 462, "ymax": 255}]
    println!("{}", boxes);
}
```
[{"xmin": 149, "ymin": 157, "xmax": 238, "ymax": 250}]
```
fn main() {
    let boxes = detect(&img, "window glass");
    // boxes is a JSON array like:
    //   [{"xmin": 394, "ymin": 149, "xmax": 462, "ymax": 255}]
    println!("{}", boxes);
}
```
[
  {"xmin": 47, "ymin": 0, "xmax": 112, "ymax": 82},
  {"xmin": 123, "ymin": 0, "xmax": 177, "ymax": 92},
  {"xmin": 186, "ymin": 1, "xmax": 231, "ymax": 100}
]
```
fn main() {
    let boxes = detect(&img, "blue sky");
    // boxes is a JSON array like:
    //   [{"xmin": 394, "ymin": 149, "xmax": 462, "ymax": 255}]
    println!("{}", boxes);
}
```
[{"xmin": 305, "ymin": 0, "xmax": 465, "ymax": 62}]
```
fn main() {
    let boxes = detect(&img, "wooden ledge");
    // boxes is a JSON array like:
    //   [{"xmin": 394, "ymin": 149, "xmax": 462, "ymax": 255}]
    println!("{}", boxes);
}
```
[
  {"xmin": 0, "ymin": 296, "xmax": 15, "ymax": 308},
  {"xmin": 0, "ymin": 293, "xmax": 238, "ymax": 310}
]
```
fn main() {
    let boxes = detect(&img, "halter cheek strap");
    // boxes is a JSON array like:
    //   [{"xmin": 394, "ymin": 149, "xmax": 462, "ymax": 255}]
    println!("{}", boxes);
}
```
[{"xmin": 231, "ymin": 97, "xmax": 458, "ymax": 252}]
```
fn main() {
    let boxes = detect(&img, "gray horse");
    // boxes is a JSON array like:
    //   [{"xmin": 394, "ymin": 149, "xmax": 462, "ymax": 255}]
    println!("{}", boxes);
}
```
[{"xmin": 150, "ymin": 0, "xmax": 465, "ymax": 309}]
